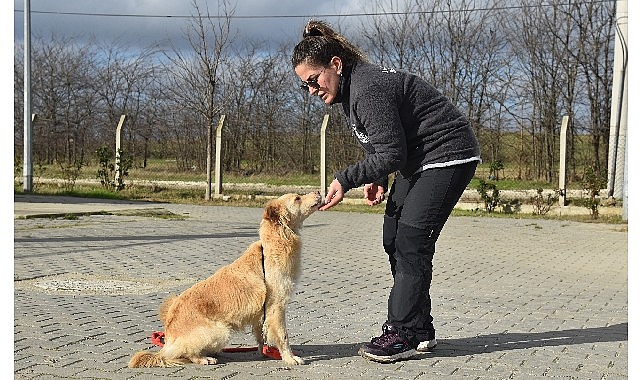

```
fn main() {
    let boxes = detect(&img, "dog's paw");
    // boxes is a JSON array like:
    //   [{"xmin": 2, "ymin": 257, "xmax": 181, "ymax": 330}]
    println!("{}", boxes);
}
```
[
  {"xmin": 283, "ymin": 355, "xmax": 305, "ymax": 366},
  {"xmin": 205, "ymin": 357, "xmax": 218, "ymax": 365},
  {"xmin": 190, "ymin": 356, "xmax": 217, "ymax": 365}
]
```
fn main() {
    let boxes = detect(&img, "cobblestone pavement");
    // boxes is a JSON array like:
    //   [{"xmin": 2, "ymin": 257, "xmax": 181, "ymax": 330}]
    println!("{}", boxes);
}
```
[{"xmin": 14, "ymin": 197, "xmax": 628, "ymax": 379}]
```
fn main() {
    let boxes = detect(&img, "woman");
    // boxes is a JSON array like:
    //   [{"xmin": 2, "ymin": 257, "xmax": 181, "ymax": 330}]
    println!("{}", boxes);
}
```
[{"xmin": 292, "ymin": 20, "xmax": 481, "ymax": 363}]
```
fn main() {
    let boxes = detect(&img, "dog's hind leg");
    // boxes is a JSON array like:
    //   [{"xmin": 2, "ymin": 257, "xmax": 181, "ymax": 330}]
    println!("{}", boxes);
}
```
[
  {"xmin": 162, "ymin": 339, "xmax": 219, "ymax": 365},
  {"xmin": 264, "ymin": 305, "xmax": 304, "ymax": 365},
  {"xmin": 165, "ymin": 324, "xmax": 230, "ymax": 365}
]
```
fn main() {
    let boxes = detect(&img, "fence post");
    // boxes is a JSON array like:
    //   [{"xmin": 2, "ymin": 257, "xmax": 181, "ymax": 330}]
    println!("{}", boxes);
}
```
[
  {"xmin": 320, "ymin": 114, "xmax": 329, "ymax": 199},
  {"xmin": 214, "ymin": 115, "xmax": 225, "ymax": 196},
  {"xmin": 114, "ymin": 115, "xmax": 126, "ymax": 187},
  {"xmin": 23, "ymin": 0, "xmax": 33, "ymax": 193},
  {"xmin": 22, "ymin": 114, "xmax": 36, "ymax": 192},
  {"xmin": 559, "ymin": 115, "xmax": 569, "ymax": 207}
]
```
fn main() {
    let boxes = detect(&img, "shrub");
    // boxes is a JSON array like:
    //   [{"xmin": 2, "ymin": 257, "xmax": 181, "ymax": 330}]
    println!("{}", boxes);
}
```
[
  {"xmin": 531, "ymin": 188, "xmax": 558, "ymax": 215},
  {"xmin": 501, "ymin": 198, "xmax": 521, "ymax": 214},
  {"xmin": 488, "ymin": 160, "xmax": 504, "ymax": 181},
  {"xmin": 59, "ymin": 160, "xmax": 83, "ymax": 192},
  {"xmin": 581, "ymin": 166, "xmax": 607, "ymax": 219},
  {"xmin": 476, "ymin": 179, "xmax": 501, "ymax": 212},
  {"xmin": 96, "ymin": 146, "xmax": 132, "ymax": 191}
]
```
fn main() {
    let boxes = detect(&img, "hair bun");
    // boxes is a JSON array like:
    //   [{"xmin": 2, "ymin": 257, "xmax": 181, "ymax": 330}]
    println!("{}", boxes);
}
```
[
  {"xmin": 303, "ymin": 26, "xmax": 323, "ymax": 38},
  {"xmin": 292, "ymin": 19, "xmax": 367, "ymax": 68},
  {"xmin": 303, "ymin": 20, "xmax": 331, "ymax": 38},
  {"xmin": 303, "ymin": 28, "xmax": 323, "ymax": 38}
]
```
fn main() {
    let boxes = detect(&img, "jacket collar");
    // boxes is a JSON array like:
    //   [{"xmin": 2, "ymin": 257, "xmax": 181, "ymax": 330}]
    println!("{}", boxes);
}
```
[{"xmin": 331, "ymin": 62, "xmax": 354, "ymax": 105}]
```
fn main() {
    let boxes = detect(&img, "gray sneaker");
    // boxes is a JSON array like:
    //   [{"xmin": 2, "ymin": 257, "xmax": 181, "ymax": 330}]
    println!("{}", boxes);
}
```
[{"xmin": 416, "ymin": 338, "xmax": 437, "ymax": 352}]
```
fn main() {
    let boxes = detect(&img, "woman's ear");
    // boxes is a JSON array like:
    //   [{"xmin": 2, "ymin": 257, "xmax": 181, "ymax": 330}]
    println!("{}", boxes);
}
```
[{"xmin": 331, "ymin": 56, "xmax": 343, "ymax": 75}]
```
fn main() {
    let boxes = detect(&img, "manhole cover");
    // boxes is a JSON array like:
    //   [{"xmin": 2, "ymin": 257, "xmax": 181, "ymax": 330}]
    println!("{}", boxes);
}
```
[{"xmin": 15, "ymin": 274, "xmax": 196, "ymax": 295}]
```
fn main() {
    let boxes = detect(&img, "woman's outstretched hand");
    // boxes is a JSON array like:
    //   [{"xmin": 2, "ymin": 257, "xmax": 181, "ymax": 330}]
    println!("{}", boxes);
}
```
[{"xmin": 319, "ymin": 179, "xmax": 344, "ymax": 211}]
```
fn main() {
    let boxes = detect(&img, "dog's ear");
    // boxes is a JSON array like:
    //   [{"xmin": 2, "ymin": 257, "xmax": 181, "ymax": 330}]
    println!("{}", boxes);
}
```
[{"xmin": 263, "ymin": 201, "xmax": 282, "ymax": 223}]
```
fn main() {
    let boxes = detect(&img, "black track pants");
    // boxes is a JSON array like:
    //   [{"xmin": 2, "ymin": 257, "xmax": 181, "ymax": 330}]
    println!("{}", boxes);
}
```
[{"xmin": 382, "ymin": 161, "xmax": 477, "ymax": 346}]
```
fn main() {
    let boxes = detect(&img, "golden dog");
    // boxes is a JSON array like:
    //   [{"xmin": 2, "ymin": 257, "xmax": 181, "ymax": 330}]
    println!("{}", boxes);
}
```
[{"xmin": 128, "ymin": 191, "xmax": 322, "ymax": 367}]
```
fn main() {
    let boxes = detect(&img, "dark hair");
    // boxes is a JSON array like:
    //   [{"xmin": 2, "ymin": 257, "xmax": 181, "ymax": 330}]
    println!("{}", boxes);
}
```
[{"xmin": 291, "ymin": 20, "xmax": 367, "ymax": 69}]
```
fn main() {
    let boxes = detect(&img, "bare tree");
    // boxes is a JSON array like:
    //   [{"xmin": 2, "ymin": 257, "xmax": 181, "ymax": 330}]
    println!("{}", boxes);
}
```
[
  {"xmin": 358, "ymin": 0, "xmax": 422, "ymax": 71},
  {"xmin": 572, "ymin": 1, "xmax": 615, "ymax": 173},
  {"xmin": 506, "ymin": 0, "xmax": 614, "ymax": 181},
  {"xmin": 162, "ymin": 0, "xmax": 235, "ymax": 198},
  {"xmin": 506, "ymin": 1, "xmax": 565, "ymax": 181},
  {"xmin": 92, "ymin": 41, "xmax": 160, "ymax": 167},
  {"xmin": 24, "ymin": 36, "xmax": 97, "ymax": 166},
  {"xmin": 219, "ymin": 43, "xmax": 276, "ymax": 173}
]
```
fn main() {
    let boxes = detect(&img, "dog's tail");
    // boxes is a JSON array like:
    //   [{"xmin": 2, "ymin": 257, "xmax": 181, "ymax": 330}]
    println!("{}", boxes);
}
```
[{"xmin": 128, "ymin": 349, "xmax": 185, "ymax": 368}]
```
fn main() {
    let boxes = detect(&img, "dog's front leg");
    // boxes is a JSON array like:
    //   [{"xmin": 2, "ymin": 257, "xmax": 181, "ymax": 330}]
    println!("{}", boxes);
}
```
[
  {"xmin": 252, "ymin": 319, "xmax": 265, "ymax": 353},
  {"xmin": 264, "ymin": 305, "xmax": 304, "ymax": 365}
]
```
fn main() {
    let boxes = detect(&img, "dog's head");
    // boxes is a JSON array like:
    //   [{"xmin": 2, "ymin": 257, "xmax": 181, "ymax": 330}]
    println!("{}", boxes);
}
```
[{"xmin": 263, "ymin": 191, "xmax": 323, "ymax": 230}]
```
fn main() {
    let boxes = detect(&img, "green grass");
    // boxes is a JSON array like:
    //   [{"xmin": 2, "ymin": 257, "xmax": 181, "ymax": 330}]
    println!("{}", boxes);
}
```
[
  {"xmin": 16, "ymin": 181, "xmax": 625, "ymax": 225},
  {"xmin": 467, "ymin": 178, "xmax": 560, "ymax": 191},
  {"xmin": 449, "ymin": 207, "xmax": 626, "ymax": 225},
  {"xmin": 221, "ymin": 172, "xmax": 321, "ymax": 186},
  {"xmin": 28, "ymin": 161, "xmax": 323, "ymax": 186},
  {"xmin": 27, "ymin": 160, "xmax": 584, "ymax": 190}
]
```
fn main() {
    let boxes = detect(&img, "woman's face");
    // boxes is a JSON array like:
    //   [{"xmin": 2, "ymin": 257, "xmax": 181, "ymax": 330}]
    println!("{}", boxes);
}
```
[{"xmin": 295, "ymin": 57, "xmax": 342, "ymax": 104}]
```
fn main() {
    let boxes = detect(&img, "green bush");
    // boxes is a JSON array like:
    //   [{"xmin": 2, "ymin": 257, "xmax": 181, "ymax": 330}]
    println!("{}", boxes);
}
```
[
  {"xmin": 96, "ymin": 146, "xmax": 132, "ymax": 191},
  {"xmin": 531, "ymin": 188, "xmax": 558, "ymax": 215},
  {"xmin": 476, "ymin": 179, "xmax": 501, "ymax": 212},
  {"xmin": 581, "ymin": 166, "xmax": 607, "ymax": 219}
]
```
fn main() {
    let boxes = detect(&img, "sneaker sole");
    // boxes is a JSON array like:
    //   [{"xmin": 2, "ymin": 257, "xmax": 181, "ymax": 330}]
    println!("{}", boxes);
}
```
[
  {"xmin": 358, "ymin": 347, "xmax": 418, "ymax": 363},
  {"xmin": 416, "ymin": 343, "xmax": 437, "ymax": 352}
]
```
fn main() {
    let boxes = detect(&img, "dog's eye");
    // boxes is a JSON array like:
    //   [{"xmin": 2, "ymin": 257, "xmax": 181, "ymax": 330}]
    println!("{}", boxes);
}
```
[{"xmin": 295, "ymin": 196, "xmax": 301, "ymax": 202}]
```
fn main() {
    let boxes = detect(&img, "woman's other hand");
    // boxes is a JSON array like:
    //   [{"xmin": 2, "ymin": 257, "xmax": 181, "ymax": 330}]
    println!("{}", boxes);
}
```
[{"xmin": 364, "ymin": 183, "xmax": 385, "ymax": 206}]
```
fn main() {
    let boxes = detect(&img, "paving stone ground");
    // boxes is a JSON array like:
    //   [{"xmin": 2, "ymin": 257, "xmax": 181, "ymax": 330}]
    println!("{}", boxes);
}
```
[{"xmin": 13, "ymin": 196, "xmax": 628, "ymax": 379}]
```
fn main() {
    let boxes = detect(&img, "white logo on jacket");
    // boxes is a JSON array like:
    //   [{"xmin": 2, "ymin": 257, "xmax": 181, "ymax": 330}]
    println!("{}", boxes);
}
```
[{"xmin": 352, "ymin": 124, "xmax": 370, "ymax": 144}]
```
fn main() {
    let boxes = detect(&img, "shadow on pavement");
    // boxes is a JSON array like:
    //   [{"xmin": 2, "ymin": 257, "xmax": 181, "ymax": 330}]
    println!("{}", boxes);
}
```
[{"xmin": 290, "ymin": 323, "xmax": 627, "ymax": 362}]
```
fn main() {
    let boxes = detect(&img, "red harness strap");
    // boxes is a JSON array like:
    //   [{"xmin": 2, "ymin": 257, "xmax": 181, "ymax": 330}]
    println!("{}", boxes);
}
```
[
  {"xmin": 151, "ymin": 331, "xmax": 165, "ymax": 347},
  {"xmin": 150, "ymin": 331, "xmax": 283, "ymax": 360}
]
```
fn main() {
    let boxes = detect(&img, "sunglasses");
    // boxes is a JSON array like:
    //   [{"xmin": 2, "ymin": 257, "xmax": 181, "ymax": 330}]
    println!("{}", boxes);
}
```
[{"xmin": 299, "ymin": 68, "xmax": 325, "ymax": 92}]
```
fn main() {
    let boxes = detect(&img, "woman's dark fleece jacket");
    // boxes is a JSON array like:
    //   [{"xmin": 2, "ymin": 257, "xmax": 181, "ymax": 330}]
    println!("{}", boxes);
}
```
[{"xmin": 333, "ymin": 61, "xmax": 481, "ymax": 192}]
